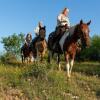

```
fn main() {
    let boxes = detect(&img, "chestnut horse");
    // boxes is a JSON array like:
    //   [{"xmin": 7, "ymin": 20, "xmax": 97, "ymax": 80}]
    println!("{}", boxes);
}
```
[
  {"xmin": 31, "ymin": 26, "xmax": 47, "ymax": 62},
  {"xmin": 48, "ymin": 20, "xmax": 91, "ymax": 77},
  {"xmin": 21, "ymin": 42, "xmax": 33, "ymax": 63}
]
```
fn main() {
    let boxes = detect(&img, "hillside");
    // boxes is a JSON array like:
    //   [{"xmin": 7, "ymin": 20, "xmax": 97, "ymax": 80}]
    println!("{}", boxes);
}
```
[{"xmin": 0, "ymin": 61, "xmax": 100, "ymax": 100}]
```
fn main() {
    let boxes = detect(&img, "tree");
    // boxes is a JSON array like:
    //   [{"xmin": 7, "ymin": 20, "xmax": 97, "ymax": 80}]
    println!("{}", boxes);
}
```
[
  {"xmin": 1, "ymin": 33, "xmax": 25, "ymax": 58},
  {"xmin": 89, "ymin": 35, "xmax": 100, "ymax": 60},
  {"xmin": 76, "ymin": 35, "xmax": 100, "ymax": 61}
]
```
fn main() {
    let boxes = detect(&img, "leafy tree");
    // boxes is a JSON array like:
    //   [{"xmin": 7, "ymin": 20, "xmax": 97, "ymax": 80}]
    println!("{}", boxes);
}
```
[
  {"xmin": 89, "ymin": 35, "xmax": 100, "ymax": 60},
  {"xmin": 76, "ymin": 35, "xmax": 100, "ymax": 61},
  {"xmin": 1, "ymin": 33, "xmax": 25, "ymax": 58}
]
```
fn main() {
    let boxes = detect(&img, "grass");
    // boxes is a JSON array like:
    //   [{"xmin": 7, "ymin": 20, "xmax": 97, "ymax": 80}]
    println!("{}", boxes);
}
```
[{"xmin": 0, "ymin": 60, "xmax": 100, "ymax": 100}]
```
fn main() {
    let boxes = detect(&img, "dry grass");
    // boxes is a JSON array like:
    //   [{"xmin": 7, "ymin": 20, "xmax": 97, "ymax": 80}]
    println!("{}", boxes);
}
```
[{"xmin": 0, "ymin": 61, "xmax": 100, "ymax": 100}]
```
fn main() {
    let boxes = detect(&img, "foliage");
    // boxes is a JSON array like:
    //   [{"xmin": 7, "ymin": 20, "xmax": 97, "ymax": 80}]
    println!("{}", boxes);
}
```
[
  {"xmin": 76, "ymin": 35, "xmax": 100, "ymax": 61},
  {"xmin": 1, "ymin": 33, "xmax": 25, "ymax": 58},
  {"xmin": 22, "ymin": 63, "xmax": 48, "ymax": 79},
  {"xmin": 0, "ymin": 61, "xmax": 100, "ymax": 99}
]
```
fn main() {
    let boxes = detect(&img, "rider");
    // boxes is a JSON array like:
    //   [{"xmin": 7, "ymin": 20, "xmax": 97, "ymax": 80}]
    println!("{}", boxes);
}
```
[
  {"xmin": 32, "ymin": 21, "xmax": 44, "ymax": 47},
  {"xmin": 56, "ymin": 7, "xmax": 70, "ymax": 36},
  {"xmin": 34, "ymin": 21, "xmax": 43, "ymax": 36},
  {"xmin": 21, "ymin": 32, "xmax": 32, "ymax": 56},
  {"xmin": 53, "ymin": 8, "xmax": 71, "ymax": 50},
  {"xmin": 25, "ymin": 32, "xmax": 32, "ymax": 46}
]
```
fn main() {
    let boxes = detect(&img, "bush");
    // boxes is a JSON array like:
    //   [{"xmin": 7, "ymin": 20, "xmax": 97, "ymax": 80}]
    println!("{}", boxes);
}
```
[
  {"xmin": 22, "ymin": 63, "xmax": 48, "ymax": 79},
  {"xmin": 0, "ymin": 52, "xmax": 17, "ymax": 64},
  {"xmin": 76, "ymin": 35, "xmax": 100, "ymax": 61}
]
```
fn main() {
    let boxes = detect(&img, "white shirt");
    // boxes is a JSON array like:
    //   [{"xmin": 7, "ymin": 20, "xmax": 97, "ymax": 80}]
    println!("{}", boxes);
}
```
[
  {"xmin": 34, "ymin": 26, "xmax": 40, "ymax": 36},
  {"xmin": 57, "ymin": 13, "xmax": 70, "ymax": 27}
]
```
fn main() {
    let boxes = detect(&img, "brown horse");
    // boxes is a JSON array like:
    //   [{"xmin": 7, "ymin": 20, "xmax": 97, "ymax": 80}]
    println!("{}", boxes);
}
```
[
  {"xmin": 48, "ymin": 20, "xmax": 91, "ymax": 77},
  {"xmin": 35, "ymin": 39, "xmax": 47, "ymax": 61},
  {"xmin": 21, "ymin": 42, "xmax": 33, "ymax": 63},
  {"xmin": 31, "ymin": 26, "xmax": 47, "ymax": 62}
]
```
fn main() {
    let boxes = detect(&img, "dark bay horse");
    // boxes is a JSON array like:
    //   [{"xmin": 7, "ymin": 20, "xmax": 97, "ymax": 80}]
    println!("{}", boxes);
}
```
[
  {"xmin": 48, "ymin": 20, "xmax": 91, "ymax": 77},
  {"xmin": 31, "ymin": 26, "xmax": 47, "ymax": 62},
  {"xmin": 21, "ymin": 42, "xmax": 33, "ymax": 63}
]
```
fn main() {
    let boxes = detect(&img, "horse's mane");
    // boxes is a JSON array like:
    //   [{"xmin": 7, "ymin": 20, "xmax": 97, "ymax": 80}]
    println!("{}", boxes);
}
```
[
  {"xmin": 68, "ymin": 25, "xmax": 76, "ymax": 36},
  {"xmin": 62, "ymin": 24, "xmax": 81, "ymax": 51}
]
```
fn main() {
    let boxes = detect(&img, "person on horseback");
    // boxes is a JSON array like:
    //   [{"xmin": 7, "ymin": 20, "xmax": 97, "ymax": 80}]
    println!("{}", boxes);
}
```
[
  {"xmin": 53, "ymin": 8, "xmax": 71, "ymax": 51},
  {"xmin": 32, "ymin": 21, "xmax": 44, "ymax": 48},
  {"xmin": 34, "ymin": 21, "xmax": 43, "ymax": 36},
  {"xmin": 25, "ymin": 32, "xmax": 32, "ymax": 46},
  {"xmin": 56, "ymin": 7, "xmax": 70, "ymax": 36},
  {"xmin": 57, "ymin": 8, "xmax": 70, "ymax": 27},
  {"xmin": 21, "ymin": 32, "xmax": 32, "ymax": 57}
]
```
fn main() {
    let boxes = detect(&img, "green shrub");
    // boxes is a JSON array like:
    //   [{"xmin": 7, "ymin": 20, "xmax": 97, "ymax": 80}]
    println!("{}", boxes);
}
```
[
  {"xmin": 22, "ymin": 63, "xmax": 48, "ymax": 79},
  {"xmin": 0, "ymin": 52, "xmax": 17, "ymax": 64}
]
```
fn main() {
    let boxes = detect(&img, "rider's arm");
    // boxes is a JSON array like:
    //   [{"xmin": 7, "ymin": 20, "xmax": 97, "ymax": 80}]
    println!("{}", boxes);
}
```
[
  {"xmin": 34, "ymin": 26, "xmax": 39, "ymax": 36},
  {"xmin": 57, "ymin": 14, "xmax": 63, "ymax": 22},
  {"xmin": 66, "ymin": 17, "xmax": 70, "ymax": 28}
]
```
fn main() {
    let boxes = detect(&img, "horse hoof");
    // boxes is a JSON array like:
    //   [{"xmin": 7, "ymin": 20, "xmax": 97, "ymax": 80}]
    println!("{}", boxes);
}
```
[
  {"xmin": 67, "ymin": 74, "xmax": 71, "ymax": 78},
  {"xmin": 59, "ymin": 68, "xmax": 61, "ymax": 71}
]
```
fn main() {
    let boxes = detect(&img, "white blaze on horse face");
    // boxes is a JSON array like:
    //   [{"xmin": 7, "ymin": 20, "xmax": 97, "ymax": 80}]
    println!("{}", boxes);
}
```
[
  {"xmin": 85, "ymin": 29, "xmax": 88, "ymax": 34},
  {"xmin": 66, "ymin": 62, "xmax": 70, "ymax": 77}
]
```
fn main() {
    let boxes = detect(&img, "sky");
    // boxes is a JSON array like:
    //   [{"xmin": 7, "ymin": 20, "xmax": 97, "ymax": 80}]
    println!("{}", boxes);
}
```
[{"xmin": 0, "ymin": 0, "xmax": 100, "ymax": 52}]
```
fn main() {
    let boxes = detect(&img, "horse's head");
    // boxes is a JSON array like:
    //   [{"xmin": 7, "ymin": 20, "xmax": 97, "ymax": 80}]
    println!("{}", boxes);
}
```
[
  {"xmin": 77, "ymin": 20, "xmax": 91, "ymax": 48},
  {"xmin": 39, "ymin": 26, "xmax": 46, "ymax": 39},
  {"xmin": 24, "ymin": 40, "xmax": 29, "ymax": 48}
]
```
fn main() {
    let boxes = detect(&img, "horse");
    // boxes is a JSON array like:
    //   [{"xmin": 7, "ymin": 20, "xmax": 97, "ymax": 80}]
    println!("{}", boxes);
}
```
[
  {"xmin": 21, "ymin": 42, "xmax": 33, "ymax": 63},
  {"xmin": 48, "ymin": 20, "xmax": 91, "ymax": 78},
  {"xmin": 31, "ymin": 26, "xmax": 47, "ymax": 62}
]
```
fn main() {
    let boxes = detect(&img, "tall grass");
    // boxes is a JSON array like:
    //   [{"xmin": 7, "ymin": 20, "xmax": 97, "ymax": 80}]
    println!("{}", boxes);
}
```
[{"xmin": 0, "ymin": 61, "xmax": 100, "ymax": 99}]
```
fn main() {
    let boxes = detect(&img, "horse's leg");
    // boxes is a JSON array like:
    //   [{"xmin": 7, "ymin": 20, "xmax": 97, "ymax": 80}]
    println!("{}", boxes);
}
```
[
  {"xmin": 21, "ymin": 50, "xmax": 24, "ymax": 63},
  {"xmin": 48, "ymin": 50, "xmax": 52, "ymax": 63},
  {"xmin": 41, "ymin": 50, "xmax": 45, "ymax": 62},
  {"xmin": 22, "ymin": 55, "xmax": 23, "ymax": 63},
  {"xmin": 69, "ymin": 54, "xmax": 75, "ymax": 76},
  {"xmin": 32, "ymin": 52, "xmax": 36, "ymax": 63},
  {"xmin": 40, "ymin": 53, "xmax": 42, "ymax": 62},
  {"xmin": 26, "ymin": 57, "xmax": 29, "ymax": 64},
  {"xmin": 23, "ymin": 57, "xmax": 25, "ymax": 63},
  {"xmin": 57, "ymin": 53, "xmax": 61, "ymax": 71},
  {"xmin": 69, "ymin": 59, "xmax": 74, "ymax": 76},
  {"xmin": 29, "ymin": 56, "xmax": 31, "ymax": 63},
  {"xmin": 36, "ymin": 48, "xmax": 39, "ymax": 62},
  {"xmin": 65, "ymin": 53, "xmax": 70, "ymax": 78},
  {"xmin": 52, "ymin": 51, "xmax": 55, "ymax": 58}
]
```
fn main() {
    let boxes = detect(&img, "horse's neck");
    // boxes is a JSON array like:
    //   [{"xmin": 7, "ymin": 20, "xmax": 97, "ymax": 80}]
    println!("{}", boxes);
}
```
[
  {"xmin": 69, "ymin": 25, "xmax": 80, "ymax": 42},
  {"xmin": 61, "ymin": 25, "xmax": 77, "ymax": 42},
  {"xmin": 69, "ymin": 25, "xmax": 76, "ymax": 36}
]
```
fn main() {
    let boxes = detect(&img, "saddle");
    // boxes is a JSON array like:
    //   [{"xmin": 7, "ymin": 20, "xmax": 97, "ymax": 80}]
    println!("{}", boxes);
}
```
[{"xmin": 53, "ymin": 25, "xmax": 69, "ymax": 51}]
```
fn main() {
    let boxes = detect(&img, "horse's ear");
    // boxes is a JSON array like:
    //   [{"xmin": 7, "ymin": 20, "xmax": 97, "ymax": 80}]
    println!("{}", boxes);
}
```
[
  {"xmin": 80, "ymin": 19, "xmax": 83, "ymax": 25},
  {"xmin": 87, "ymin": 20, "xmax": 91, "ymax": 26}
]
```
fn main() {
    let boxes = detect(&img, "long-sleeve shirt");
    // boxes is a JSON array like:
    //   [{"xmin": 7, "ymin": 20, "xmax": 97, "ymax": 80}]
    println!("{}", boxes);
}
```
[
  {"xmin": 34, "ymin": 26, "xmax": 40, "ymax": 36},
  {"xmin": 57, "ymin": 13, "xmax": 70, "ymax": 27}
]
